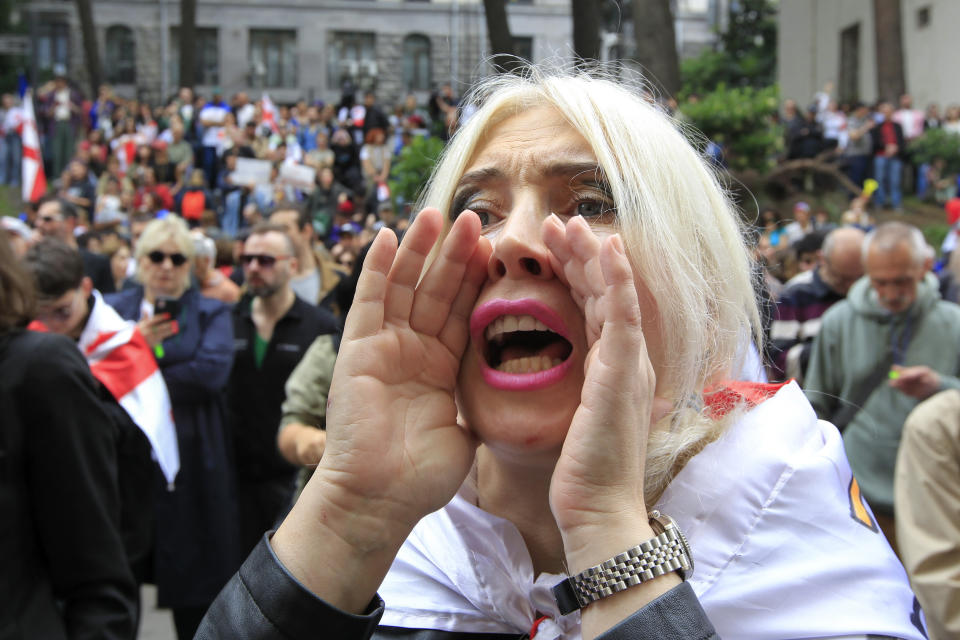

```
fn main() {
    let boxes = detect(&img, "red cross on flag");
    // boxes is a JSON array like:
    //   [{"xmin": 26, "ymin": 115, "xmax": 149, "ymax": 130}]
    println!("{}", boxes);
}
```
[
  {"xmin": 21, "ymin": 90, "xmax": 47, "ymax": 203},
  {"xmin": 261, "ymin": 92, "xmax": 280, "ymax": 134}
]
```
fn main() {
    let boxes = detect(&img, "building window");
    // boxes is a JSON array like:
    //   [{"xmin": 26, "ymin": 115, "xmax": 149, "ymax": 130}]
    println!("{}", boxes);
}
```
[
  {"xmin": 916, "ymin": 6, "xmax": 931, "ymax": 28},
  {"xmin": 35, "ymin": 18, "xmax": 69, "ymax": 73},
  {"xmin": 513, "ymin": 36, "xmax": 533, "ymax": 63},
  {"xmin": 105, "ymin": 25, "xmax": 136, "ymax": 84},
  {"xmin": 838, "ymin": 23, "xmax": 860, "ymax": 104},
  {"xmin": 249, "ymin": 29, "xmax": 298, "ymax": 89},
  {"xmin": 170, "ymin": 27, "xmax": 219, "ymax": 87},
  {"xmin": 402, "ymin": 34, "xmax": 431, "ymax": 91},
  {"xmin": 328, "ymin": 32, "xmax": 377, "ymax": 92}
]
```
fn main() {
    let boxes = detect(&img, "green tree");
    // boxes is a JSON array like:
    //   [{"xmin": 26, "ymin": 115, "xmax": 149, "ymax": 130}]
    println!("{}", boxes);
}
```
[
  {"xmin": 388, "ymin": 136, "xmax": 446, "ymax": 208},
  {"xmin": 908, "ymin": 128, "xmax": 960, "ymax": 173},
  {"xmin": 678, "ymin": 84, "xmax": 781, "ymax": 173},
  {"xmin": 681, "ymin": 0, "xmax": 776, "ymax": 96}
]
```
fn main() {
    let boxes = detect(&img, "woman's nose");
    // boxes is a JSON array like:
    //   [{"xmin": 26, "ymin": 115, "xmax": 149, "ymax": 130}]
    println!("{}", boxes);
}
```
[{"xmin": 487, "ymin": 205, "xmax": 554, "ymax": 282}]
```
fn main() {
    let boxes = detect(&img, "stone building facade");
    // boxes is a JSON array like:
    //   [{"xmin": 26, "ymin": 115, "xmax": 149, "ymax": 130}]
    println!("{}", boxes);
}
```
[
  {"xmin": 30, "ymin": 0, "xmax": 572, "ymax": 106},
  {"xmin": 26, "ymin": 0, "xmax": 724, "ymax": 107},
  {"xmin": 778, "ymin": 0, "xmax": 960, "ymax": 109}
]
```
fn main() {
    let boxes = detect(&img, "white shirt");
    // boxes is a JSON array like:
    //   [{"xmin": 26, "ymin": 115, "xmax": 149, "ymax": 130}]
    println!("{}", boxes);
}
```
[
  {"xmin": 380, "ymin": 383, "xmax": 926, "ymax": 640},
  {"xmin": 54, "ymin": 88, "xmax": 71, "ymax": 121},
  {"xmin": 236, "ymin": 103, "xmax": 256, "ymax": 129},
  {"xmin": 894, "ymin": 108, "xmax": 924, "ymax": 140},
  {"xmin": 199, "ymin": 103, "xmax": 229, "ymax": 147},
  {"xmin": 2, "ymin": 106, "xmax": 23, "ymax": 135}
]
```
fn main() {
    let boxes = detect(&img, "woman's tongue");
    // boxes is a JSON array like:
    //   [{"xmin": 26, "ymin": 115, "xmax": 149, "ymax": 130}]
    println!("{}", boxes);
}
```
[{"xmin": 497, "ymin": 341, "xmax": 568, "ymax": 374}]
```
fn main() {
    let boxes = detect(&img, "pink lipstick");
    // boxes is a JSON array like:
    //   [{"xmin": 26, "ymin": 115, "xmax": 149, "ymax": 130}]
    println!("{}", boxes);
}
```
[{"xmin": 470, "ymin": 298, "xmax": 575, "ymax": 391}]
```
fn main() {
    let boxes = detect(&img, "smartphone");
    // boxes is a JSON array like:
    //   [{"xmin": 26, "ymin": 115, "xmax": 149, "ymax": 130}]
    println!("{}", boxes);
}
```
[{"xmin": 155, "ymin": 295, "xmax": 182, "ymax": 320}]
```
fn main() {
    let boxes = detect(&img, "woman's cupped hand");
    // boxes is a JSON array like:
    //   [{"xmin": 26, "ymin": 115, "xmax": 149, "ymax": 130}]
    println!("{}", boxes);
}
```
[
  {"xmin": 542, "ymin": 215, "xmax": 672, "ymax": 572},
  {"xmin": 272, "ymin": 209, "xmax": 490, "ymax": 612},
  {"xmin": 314, "ymin": 208, "xmax": 491, "ymax": 540}
]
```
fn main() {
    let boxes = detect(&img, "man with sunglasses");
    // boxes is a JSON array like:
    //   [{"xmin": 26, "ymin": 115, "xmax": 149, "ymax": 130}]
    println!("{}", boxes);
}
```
[
  {"xmin": 228, "ymin": 223, "xmax": 339, "ymax": 557},
  {"xmin": 268, "ymin": 202, "xmax": 345, "ymax": 310},
  {"xmin": 35, "ymin": 195, "xmax": 115, "ymax": 293}
]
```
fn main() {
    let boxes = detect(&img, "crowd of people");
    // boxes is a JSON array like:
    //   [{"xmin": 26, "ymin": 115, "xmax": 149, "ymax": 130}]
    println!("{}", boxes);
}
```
[
  {"xmin": 778, "ymin": 89, "xmax": 959, "ymax": 211},
  {"xmin": 2, "ymin": 65, "xmax": 959, "ymax": 640}
]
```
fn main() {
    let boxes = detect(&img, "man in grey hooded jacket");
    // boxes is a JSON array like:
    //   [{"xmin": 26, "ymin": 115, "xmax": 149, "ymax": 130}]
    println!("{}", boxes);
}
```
[{"xmin": 805, "ymin": 221, "xmax": 960, "ymax": 552}]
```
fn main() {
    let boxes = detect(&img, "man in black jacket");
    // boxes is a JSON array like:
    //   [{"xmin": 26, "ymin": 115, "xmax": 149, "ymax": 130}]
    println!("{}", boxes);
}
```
[
  {"xmin": 228, "ymin": 223, "xmax": 339, "ymax": 556},
  {"xmin": 0, "ymin": 236, "xmax": 137, "ymax": 639},
  {"xmin": 24, "ymin": 239, "xmax": 157, "ymax": 580}
]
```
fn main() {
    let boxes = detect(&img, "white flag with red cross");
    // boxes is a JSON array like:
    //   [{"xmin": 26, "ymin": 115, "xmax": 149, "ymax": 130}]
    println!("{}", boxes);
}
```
[
  {"xmin": 21, "ymin": 90, "xmax": 47, "ymax": 203},
  {"xmin": 261, "ymin": 92, "xmax": 280, "ymax": 134}
]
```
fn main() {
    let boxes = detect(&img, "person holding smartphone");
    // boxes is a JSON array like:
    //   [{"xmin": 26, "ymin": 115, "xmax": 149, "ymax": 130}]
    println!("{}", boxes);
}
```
[{"xmin": 105, "ymin": 215, "xmax": 238, "ymax": 640}]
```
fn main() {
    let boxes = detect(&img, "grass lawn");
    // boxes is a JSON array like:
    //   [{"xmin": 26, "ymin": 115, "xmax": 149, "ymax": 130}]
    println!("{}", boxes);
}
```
[{"xmin": 0, "ymin": 184, "xmax": 23, "ymax": 218}]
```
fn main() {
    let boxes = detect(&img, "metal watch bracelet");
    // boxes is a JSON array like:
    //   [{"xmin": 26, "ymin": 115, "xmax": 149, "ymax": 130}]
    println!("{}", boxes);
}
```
[{"xmin": 552, "ymin": 511, "xmax": 694, "ymax": 616}]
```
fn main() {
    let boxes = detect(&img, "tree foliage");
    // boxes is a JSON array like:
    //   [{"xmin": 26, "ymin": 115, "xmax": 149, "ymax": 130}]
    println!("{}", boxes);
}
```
[
  {"xmin": 680, "ymin": 0, "xmax": 776, "ymax": 96},
  {"xmin": 388, "ymin": 135, "xmax": 447, "ymax": 207},
  {"xmin": 676, "ymin": 0, "xmax": 779, "ymax": 174},
  {"xmin": 908, "ymin": 128, "xmax": 960, "ymax": 174},
  {"xmin": 678, "ymin": 84, "xmax": 782, "ymax": 173}
]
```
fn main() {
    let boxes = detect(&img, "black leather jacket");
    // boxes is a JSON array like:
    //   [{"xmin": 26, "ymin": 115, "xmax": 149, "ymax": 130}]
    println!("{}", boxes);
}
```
[{"xmin": 196, "ymin": 536, "xmax": 719, "ymax": 639}]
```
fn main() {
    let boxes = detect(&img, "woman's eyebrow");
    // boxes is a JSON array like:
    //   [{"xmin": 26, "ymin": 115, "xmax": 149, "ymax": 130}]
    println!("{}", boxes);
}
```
[
  {"xmin": 456, "ymin": 167, "xmax": 504, "ymax": 187},
  {"xmin": 545, "ymin": 161, "xmax": 605, "ymax": 180}
]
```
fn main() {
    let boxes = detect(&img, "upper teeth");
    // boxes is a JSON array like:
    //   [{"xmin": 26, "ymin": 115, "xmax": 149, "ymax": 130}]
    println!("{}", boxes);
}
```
[{"xmin": 485, "ymin": 315, "xmax": 551, "ymax": 343}]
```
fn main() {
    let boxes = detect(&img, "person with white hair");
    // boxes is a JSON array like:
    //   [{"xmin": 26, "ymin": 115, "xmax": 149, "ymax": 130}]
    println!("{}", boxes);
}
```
[
  {"xmin": 806, "ymin": 221, "xmax": 960, "ymax": 556},
  {"xmin": 198, "ymin": 69, "xmax": 923, "ymax": 639},
  {"xmin": 105, "ymin": 215, "xmax": 238, "ymax": 640},
  {"xmin": 192, "ymin": 231, "xmax": 240, "ymax": 304}
]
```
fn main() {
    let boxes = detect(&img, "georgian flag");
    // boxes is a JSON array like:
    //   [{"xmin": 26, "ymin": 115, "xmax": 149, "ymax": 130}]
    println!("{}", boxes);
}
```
[
  {"xmin": 30, "ymin": 291, "xmax": 180, "ymax": 486},
  {"xmin": 21, "ymin": 90, "xmax": 46, "ymax": 203},
  {"xmin": 261, "ymin": 92, "xmax": 280, "ymax": 134}
]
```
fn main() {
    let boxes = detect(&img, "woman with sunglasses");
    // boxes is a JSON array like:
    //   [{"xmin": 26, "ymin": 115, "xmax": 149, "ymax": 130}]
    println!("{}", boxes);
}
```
[{"xmin": 105, "ymin": 215, "xmax": 239, "ymax": 640}]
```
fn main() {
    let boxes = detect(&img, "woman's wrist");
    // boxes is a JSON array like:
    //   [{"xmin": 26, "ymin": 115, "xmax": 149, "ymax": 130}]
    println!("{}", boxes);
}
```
[
  {"xmin": 271, "ymin": 468, "xmax": 415, "ymax": 614},
  {"xmin": 561, "ymin": 512, "xmax": 686, "ymax": 640},
  {"xmin": 561, "ymin": 514, "xmax": 655, "ymax": 575}
]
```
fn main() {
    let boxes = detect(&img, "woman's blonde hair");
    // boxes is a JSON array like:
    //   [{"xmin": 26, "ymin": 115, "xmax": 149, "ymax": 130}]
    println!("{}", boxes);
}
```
[
  {"xmin": 421, "ymin": 66, "xmax": 762, "ymax": 503},
  {"xmin": 135, "ymin": 215, "xmax": 194, "ymax": 289}
]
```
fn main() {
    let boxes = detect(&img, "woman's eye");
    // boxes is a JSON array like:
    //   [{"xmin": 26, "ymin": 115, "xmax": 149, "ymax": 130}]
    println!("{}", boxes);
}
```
[
  {"xmin": 576, "ymin": 200, "xmax": 603, "ymax": 217},
  {"xmin": 473, "ymin": 210, "xmax": 491, "ymax": 226},
  {"xmin": 576, "ymin": 199, "xmax": 614, "ymax": 219}
]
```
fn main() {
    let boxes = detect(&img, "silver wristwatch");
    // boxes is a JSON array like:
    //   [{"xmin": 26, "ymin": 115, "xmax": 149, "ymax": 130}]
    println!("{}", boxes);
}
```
[{"xmin": 552, "ymin": 511, "xmax": 694, "ymax": 616}]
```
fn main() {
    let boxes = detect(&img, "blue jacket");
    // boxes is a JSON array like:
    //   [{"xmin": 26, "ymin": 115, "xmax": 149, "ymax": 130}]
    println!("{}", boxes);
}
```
[{"xmin": 105, "ymin": 286, "xmax": 241, "ymax": 608}]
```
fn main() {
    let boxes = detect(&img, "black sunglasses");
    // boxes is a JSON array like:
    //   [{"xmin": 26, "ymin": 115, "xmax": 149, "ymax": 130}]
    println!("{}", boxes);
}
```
[
  {"xmin": 147, "ymin": 250, "xmax": 188, "ymax": 266},
  {"xmin": 240, "ymin": 253, "xmax": 290, "ymax": 268}
]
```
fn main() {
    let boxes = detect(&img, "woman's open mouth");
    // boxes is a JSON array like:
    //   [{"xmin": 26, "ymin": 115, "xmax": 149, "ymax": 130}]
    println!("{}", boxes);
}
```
[{"xmin": 470, "ymin": 299, "xmax": 575, "ymax": 390}]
